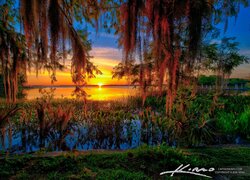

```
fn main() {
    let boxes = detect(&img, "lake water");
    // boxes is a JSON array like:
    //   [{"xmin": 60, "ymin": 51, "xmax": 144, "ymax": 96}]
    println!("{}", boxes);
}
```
[
  {"xmin": 0, "ymin": 119, "xmax": 168, "ymax": 153},
  {"xmin": 23, "ymin": 86, "xmax": 138, "ymax": 101},
  {"xmin": 0, "ymin": 86, "xmax": 169, "ymax": 153}
]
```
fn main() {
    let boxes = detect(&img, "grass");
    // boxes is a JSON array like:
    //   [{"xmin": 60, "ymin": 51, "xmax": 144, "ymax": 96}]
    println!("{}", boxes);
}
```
[
  {"xmin": 0, "ymin": 145, "xmax": 249, "ymax": 179},
  {"xmin": 0, "ymin": 95, "xmax": 249, "ymax": 179},
  {"xmin": 0, "ymin": 95, "xmax": 250, "ymax": 151}
]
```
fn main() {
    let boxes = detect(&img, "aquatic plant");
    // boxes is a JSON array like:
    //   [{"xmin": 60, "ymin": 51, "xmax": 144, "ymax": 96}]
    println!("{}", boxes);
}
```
[
  {"xmin": 0, "ymin": 94, "xmax": 249, "ymax": 152},
  {"xmin": 0, "ymin": 105, "xmax": 20, "ymax": 150}
]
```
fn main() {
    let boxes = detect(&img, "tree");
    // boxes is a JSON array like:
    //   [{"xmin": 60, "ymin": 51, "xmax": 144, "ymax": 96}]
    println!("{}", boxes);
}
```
[
  {"xmin": 115, "ymin": 0, "xmax": 248, "ymax": 115},
  {"xmin": 0, "ymin": 1, "xmax": 28, "ymax": 103},
  {"xmin": 202, "ymin": 37, "xmax": 248, "ymax": 93},
  {"xmin": 0, "ymin": 0, "xmax": 248, "ymax": 106},
  {"xmin": 0, "ymin": 0, "xmax": 102, "ymax": 102},
  {"xmin": 19, "ymin": 0, "xmax": 103, "ymax": 88},
  {"xmin": 112, "ymin": 51, "xmax": 156, "ymax": 105}
]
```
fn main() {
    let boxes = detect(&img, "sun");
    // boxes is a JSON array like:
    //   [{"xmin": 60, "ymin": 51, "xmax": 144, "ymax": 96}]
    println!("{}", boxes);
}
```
[{"xmin": 98, "ymin": 82, "xmax": 103, "ymax": 88}]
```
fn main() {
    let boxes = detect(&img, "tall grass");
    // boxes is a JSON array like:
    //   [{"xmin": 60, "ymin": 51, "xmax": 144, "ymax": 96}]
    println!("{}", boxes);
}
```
[{"xmin": 0, "ymin": 93, "xmax": 249, "ymax": 152}]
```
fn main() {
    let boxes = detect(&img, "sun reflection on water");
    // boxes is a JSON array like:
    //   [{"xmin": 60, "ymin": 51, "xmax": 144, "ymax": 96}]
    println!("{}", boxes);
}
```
[
  {"xmin": 98, "ymin": 83, "xmax": 103, "ymax": 89},
  {"xmin": 24, "ymin": 86, "xmax": 137, "ymax": 101}
]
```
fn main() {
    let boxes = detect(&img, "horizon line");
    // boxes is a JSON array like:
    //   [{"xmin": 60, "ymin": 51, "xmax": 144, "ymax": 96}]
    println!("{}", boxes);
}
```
[{"xmin": 24, "ymin": 84, "xmax": 137, "ymax": 87}]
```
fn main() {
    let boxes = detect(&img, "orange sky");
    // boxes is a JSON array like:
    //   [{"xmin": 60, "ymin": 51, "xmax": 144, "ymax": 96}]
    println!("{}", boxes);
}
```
[
  {"xmin": 26, "ymin": 47, "xmax": 128, "ymax": 86},
  {"xmin": 27, "ymin": 68, "xmax": 127, "ymax": 86},
  {"xmin": 26, "ymin": 47, "xmax": 250, "ymax": 86}
]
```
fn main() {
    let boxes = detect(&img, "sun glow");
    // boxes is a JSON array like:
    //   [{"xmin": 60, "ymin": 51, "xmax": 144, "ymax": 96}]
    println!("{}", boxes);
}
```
[
  {"xmin": 26, "ymin": 55, "xmax": 129, "ymax": 86},
  {"xmin": 98, "ymin": 82, "xmax": 103, "ymax": 88}
]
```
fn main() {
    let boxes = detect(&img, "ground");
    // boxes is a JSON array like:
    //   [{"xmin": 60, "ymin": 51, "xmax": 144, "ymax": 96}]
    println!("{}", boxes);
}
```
[{"xmin": 0, "ymin": 145, "xmax": 249, "ymax": 179}]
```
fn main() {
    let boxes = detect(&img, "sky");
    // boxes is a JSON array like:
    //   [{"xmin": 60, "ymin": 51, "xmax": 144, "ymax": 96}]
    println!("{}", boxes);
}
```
[
  {"xmin": 26, "ymin": 5, "xmax": 250, "ymax": 86},
  {"xmin": 218, "ymin": 5, "xmax": 250, "ymax": 78}
]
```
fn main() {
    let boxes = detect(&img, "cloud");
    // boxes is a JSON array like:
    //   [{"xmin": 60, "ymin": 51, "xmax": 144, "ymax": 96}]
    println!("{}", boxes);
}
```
[
  {"xmin": 239, "ymin": 49, "xmax": 250, "ymax": 58},
  {"xmin": 209, "ymin": 39, "xmax": 222, "ymax": 44},
  {"xmin": 90, "ymin": 47, "xmax": 123, "ymax": 61},
  {"xmin": 228, "ymin": 48, "xmax": 250, "ymax": 78},
  {"xmin": 98, "ymin": 32, "xmax": 118, "ymax": 39},
  {"xmin": 231, "ymin": 64, "xmax": 250, "ymax": 78},
  {"xmin": 231, "ymin": 49, "xmax": 250, "ymax": 78}
]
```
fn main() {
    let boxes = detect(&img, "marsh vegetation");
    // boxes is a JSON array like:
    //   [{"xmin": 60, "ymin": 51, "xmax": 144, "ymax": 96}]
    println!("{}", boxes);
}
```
[{"xmin": 1, "ymin": 92, "xmax": 249, "ymax": 154}]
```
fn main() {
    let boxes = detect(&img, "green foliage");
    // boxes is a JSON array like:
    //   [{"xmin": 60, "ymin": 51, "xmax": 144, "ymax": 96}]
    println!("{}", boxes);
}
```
[
  {"xmin": 202, "ymin": 37, "xmax": 248, "ymax": 75},
  {"xmin": 217, "ymin": 111, "xmax": 236, "ymax": 134},
  {"xmin": 239, "ymin": 108, "xmax": 250, "ymax": 136},
  {"xmin": 217, "ymin": 107, "xmax": 250, "ymax": 136},
  {"xmin": 198, "ymin": 75, "xmax": 249, "ymax": 86},
  {"xmin": 218, "ymin": 95, "xmax": 250, "ymax": 114},
  {"xmin": 228, "ymin": 78, "xmax": 249, "ymax": 85},
  {"xmin": 0, "ymin": 146, "xmax": 250, "ymax": 179},
  {"xmin": 144, "ymin": 96, "xmax": 165, "ymax": 112},
  {"xmin": 198, "ymin": 75, "xmax": 217, "ymax": 85},
  {"xmin": 142, "ymin": 90, "xmax": 250, "ymax": 146},
  {"xmin": 0, "ymin": 94, "xmax": 249, "ymax": 150}
]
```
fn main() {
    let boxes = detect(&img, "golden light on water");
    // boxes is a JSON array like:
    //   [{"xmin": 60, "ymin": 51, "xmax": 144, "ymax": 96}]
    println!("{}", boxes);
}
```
[{"xmin": 23, "ymin": 86, "xmax": 138, "ymax": 101}]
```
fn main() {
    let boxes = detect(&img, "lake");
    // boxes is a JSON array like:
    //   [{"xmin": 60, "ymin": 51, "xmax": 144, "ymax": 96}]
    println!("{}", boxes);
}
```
[
  {"xmin": 23, "ymin": 86, "xmax": 139, "ymax": 101},
  {"xmin": 0, "ymin": 119, "xmax": 168, "ymax": 153}
]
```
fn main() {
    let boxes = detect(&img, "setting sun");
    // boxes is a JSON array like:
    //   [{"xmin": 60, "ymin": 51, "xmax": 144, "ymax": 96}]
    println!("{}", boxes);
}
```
[{"xmin": 98, "ymin": 82, "xmax": 103, "ymax": 88}]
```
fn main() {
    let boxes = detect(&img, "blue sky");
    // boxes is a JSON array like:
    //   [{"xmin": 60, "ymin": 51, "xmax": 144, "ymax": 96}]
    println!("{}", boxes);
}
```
[
  {"xmin": 26, "ymin": 3, "xmax": 250, "ymax": 85},
  {"xmin": 88, "ymin": 5, "xmax": 250, "ymax": 79},
  {"xmin": 212, "ymin": 5, "xmax": 250, "ymax": 78}
]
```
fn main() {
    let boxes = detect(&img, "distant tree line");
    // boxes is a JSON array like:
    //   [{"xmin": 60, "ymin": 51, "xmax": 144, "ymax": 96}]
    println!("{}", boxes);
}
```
[{"xmin": 198, "ymin": 75, "xmax": 249, "ymax": 87}]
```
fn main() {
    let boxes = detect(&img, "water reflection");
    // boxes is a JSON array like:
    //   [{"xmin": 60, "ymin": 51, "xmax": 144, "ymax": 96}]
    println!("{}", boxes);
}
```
[
  {"xmin": 23, "ymin": 86, "xmax": 138, "ymax": 101},
  {"xmin": 0, "ymin": 118, "xmax": 168, "ymax": 153}
]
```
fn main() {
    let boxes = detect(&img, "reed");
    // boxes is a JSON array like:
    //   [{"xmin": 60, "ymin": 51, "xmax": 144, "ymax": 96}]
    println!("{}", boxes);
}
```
[{"xmin": 0, "ymin": 94, "xmax": 249, "ymax": 152}]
